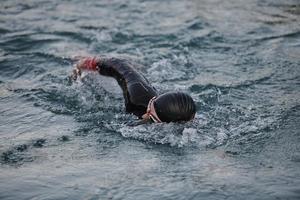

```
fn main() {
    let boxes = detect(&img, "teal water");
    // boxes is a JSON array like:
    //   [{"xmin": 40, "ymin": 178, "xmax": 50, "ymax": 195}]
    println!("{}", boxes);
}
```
[{"xmin": 0, "ymin": 0, "xmax": 300, "ymax": 199}]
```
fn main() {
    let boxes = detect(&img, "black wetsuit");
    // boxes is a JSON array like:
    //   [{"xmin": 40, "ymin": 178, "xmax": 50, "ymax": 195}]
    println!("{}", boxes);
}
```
[{"xmin": 97, "ymin": 57, "xmax": 158, "ymax": 118}]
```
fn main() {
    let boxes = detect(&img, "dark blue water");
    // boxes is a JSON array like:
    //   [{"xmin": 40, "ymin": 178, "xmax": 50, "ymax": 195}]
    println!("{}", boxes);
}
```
[{"xmin": 1, "ymin": 0, "xmax": 300, "ymax": 199}]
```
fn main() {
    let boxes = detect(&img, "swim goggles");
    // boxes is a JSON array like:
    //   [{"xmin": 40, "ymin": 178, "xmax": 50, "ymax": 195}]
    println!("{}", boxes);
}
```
[{"xmin": 145, "ymin": 96, "xmax": 162, "ymax": 123}]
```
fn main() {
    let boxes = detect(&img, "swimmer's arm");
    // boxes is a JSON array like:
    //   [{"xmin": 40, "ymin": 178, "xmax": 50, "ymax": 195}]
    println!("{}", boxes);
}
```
[{"xmin": 72, "ymin": 57, "xmax": 129, "ymax": 80}]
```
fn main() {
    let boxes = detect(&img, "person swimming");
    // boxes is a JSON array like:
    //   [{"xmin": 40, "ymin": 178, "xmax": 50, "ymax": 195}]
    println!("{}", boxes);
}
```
[{"xmin": 71, "ymin": 56, "xmax": 196, "ymax": 124}]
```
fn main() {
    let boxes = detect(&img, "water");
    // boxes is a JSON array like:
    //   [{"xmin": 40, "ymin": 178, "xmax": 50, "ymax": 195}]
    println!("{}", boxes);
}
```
[{"xmin": 0, "ymin": 0, "xmax": 300, "ymax": 199}]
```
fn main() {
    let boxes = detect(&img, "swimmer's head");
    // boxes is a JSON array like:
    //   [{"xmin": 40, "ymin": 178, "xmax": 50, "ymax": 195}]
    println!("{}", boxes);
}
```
[{"xmin": 143, "ymin": 92, "xmax": 196, "ymax": 123}]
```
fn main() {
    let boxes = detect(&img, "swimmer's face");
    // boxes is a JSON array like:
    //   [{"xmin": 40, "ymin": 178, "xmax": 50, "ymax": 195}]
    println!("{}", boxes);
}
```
[{"xmin": 142, "ymin": 97, "xmax": 162, "ymax": 123}]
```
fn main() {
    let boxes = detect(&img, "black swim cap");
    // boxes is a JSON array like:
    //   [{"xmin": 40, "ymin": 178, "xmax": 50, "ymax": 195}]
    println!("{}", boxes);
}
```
[{"xmin": 154, "ymin": 92, "xmax": 196, "ymax": 122}]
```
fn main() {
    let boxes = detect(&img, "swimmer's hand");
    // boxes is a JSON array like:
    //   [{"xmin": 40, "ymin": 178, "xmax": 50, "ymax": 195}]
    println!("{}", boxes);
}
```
[{"xmin": 71, "ymin": 57, "xmax": 99, "ymax": 81}]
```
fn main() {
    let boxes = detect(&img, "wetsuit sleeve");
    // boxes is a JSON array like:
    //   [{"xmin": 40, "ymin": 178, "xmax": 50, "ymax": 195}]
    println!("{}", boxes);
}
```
[{"xmin": 96, "ymin": 57, "xmax": 158, "ymax": 117}]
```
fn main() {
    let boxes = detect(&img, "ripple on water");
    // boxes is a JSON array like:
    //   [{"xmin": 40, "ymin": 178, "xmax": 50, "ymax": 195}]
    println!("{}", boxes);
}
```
[
  {"xmin": 0, "ymin": 138, "xmax": 47, "ymax": 166},
  {"xmin": 117, "ymin": 118, "xmax": 229, "ymax": 148},
  {"xmin": 0, "ymin": 0, "xmax": 300, "ymax": 199}
]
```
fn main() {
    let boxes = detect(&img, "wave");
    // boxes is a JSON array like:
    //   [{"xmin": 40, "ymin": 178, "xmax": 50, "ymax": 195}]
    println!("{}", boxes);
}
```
[
  {"xmin": 0, "ymin": 139, "xmax": 46, "ymax": 166},
  {"xmin": 118, "ymin": 122, "xmax": 228, "ymax": 148}
]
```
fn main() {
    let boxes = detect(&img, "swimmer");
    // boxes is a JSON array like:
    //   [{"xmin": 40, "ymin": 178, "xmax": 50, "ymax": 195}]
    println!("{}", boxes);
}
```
[{"xmin": 71, "ymin": 56, "xmax": 196, "ymax": 125}]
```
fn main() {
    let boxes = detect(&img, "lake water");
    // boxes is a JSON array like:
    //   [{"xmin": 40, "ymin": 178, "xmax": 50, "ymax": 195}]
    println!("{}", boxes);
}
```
[{"xmin": 0, "ymin": 0, "xmax": 300, "ymax": 199}]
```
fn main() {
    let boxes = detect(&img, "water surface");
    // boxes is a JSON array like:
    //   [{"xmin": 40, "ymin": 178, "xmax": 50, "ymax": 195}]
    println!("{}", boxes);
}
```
[{"xmin": 0, "ymin": 0, "xmax": 300, "ymax": 199}]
